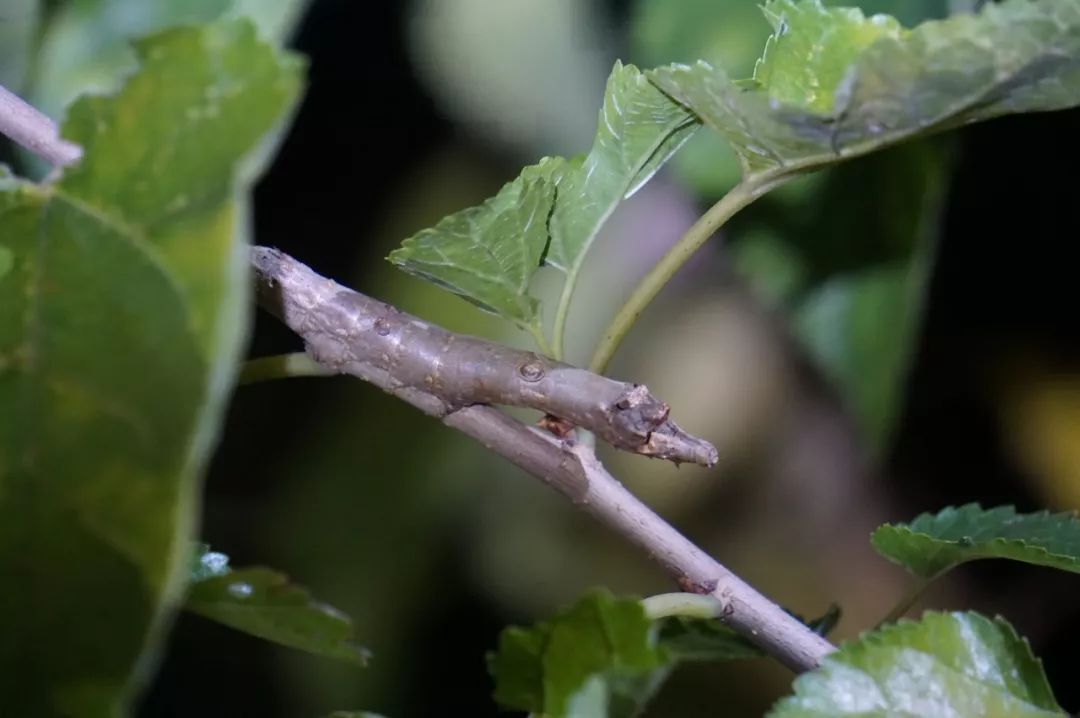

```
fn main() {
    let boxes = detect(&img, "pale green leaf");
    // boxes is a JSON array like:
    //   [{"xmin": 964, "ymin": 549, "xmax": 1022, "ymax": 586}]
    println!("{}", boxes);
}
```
[
  {"xmin": 388, "ymin": 157, "xmax": 563, "ymax": 329},
  {"xmin": 753, "ymin": 3, "xmax": 902, "ymax": 114},
  {"xmin": 872, "ymin": 504, "xmax": 1080, "ymax": 579},
  {"xmin": 546, "ymin": 61, "xmax": 698, "ymax": 273},
  {"xmin": 388, "ymin": 61, "xmax": 696, "ymax": 334},
  {"xmin": 629, "ymin": 0, "xmax": 947, "ymax": 196},
  {"xmin": 651, "ymin": 0, "xmax": 1080, "ymax": 180},
  {"xmin": 30, "ymin": 0, "xmax": 307, "ymax": 125},
  {"xmin": 769, "ymin": 612, "xmax": 1065, "ymax": 717},
  {"xmin": 0, "ymin": 20, "xmax": 301, "ymax": 717},
  {"xmin": 187, "ymin": 568, "xmax": 370, "ymax": 667}
]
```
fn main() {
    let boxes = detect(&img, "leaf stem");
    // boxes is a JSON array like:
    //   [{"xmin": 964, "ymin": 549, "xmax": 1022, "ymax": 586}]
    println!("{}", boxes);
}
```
[
  {"xmin": 238, "ymin": 353, "xmax": 334, "ymax": 385},
  {"xmin": 877, "ymin": 575, "xmax": 938, "ymax": 628},
  {"xmin": 587, "ymin": 174, "xmax": 790, "ymax": 374},
  {"xmin": 527, "ymin": 322, "xmax": 555, "ymax": 359},
  {"xmin": 551, "ymin": 272, "xmax": 576, "ymax": 361},
  {"xmin": 0, "ymin": 84, "xmax": 82, "ymax": 168},
  {"xmin": 642, "ymin": 592, "xmax": 724, "ymax": 621}
]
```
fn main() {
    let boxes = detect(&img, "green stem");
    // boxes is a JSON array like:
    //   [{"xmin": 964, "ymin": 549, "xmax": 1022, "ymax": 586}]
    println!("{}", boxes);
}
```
[
  {"xmin": 527, "ymin": 323, "xmax": 555, "ymax": 358},
  {"xmin": 551, "ymin": 270, "xmax": 576, "ymax": 361},
  {"xmin": 877, "ymin": 575, "xmax": 938, "ymax": 628},
  {"xmin": 238, "ymin": 352, "xmax": 333, "ymax": 385},
  {"xmin": 641, "ymin": 592, "xmax": 724, "ymax": 621},
  {"xmin": 587, "ymin": 174, "xmax": 791, "ymax": 374}
]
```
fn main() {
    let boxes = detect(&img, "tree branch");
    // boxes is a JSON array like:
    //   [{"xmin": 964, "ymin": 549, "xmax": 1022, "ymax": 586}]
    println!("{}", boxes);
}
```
[
  {"xmin": 0, "ymin": 85, "xmax": 82, "ymax": 168},
  {"xmin": 251, "ymin": 246, "xmax": 834, "ymax": 671},
  {"xmin": 251, "ymin": 247, "xmax": 718, "ymax": 467},
  {"xmin": 0, "ymin": 80, "xmax": 834, "ymax": 672}
]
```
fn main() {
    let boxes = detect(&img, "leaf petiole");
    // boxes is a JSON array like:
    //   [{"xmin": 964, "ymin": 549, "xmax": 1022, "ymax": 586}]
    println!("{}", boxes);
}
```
[
  {"xmin": 239, "ymin": 352, "xmax": 334, "ymax": 385},
  {"xmin": 587, "ymin": 173, "xmax": 792, "ymax": 374},
  {"xmin": 641, "ymin": 592, "xmax": 724, "ymax": 621},
  {"xmin": 876, "ymin": 575, "xmax": 938, "ymax": 628}
]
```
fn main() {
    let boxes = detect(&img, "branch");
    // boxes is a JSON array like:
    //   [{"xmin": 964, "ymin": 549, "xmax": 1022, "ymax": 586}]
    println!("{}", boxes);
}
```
[
  {"xmin": 251, "ymin": 246, "xmax": 834, "ymax": 671},
  {"xmin": 0, "ymin": 80, "xmax": 834, "ymax": 672},
  {"xmin": 251, "ymin": 247, "xmax": 717, "ymax": 467},
  {"xmin": 0, "ymin": 85, "xmax": 82, "ymax": 168}
]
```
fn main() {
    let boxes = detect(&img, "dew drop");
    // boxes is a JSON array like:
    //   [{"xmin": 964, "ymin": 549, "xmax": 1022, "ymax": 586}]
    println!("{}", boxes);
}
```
[{"xmin": 227, "ymin": 582, "xmax": 254, "ymax": 598}]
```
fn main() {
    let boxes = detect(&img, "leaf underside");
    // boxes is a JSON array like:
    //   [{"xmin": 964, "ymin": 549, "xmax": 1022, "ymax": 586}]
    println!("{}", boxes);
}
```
[
  {"xmin": 388, "ymin": 157, "xmax": 563, "ymax": 330},
  {"xmin": 872, "ymin": 503, "xmax": 1080, "ymax": 578},
  {"xmin": 650, "ymin": 0, "xmax": 1080, "ymax": 180},
  {"xmin": 388, "ymin": 0, "xmax": 1080, "ymax": 341},
  {"xmin": 389, "ymin": 61, "xmax": 697, "ymax": 333}
]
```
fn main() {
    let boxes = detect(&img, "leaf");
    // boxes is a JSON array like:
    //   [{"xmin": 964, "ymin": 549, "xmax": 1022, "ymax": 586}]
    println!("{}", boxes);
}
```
[
  {"xmin": 545, "ymin": 61, "xmax": 697, "ymax": 274},
  {"xmin": 30, "ymin": 0, "xmax": 308, "ymax": 122},
  {"xmin": 388, "ymin": 62, "xmax": 696, "ymax": 335},
  {"xmin": 0, "ymin": 20, "xmax": 301, "ymax": 717},
  {"xmin": 489, "ymin": 591, "xmax": 841, "ymax": 717},
  {"xmin": 630, "ymin": 0, "xmax": 947, "ymax": 197},
  {"xmin": 769, "ymin": 611, "xmax": 1065, "ymax": 717},
  {"xmin": 872, "ymin": 504, "xmax": 1080, "ymax": 579},
  {"xmin": 733, "ymin": 140, "xmax": 948, "ymax": 448},
  {"xmin": 388, "ymin": 157, "xmax": 562, "ymax": 330},
  {"xmin": 488, "ymin": 590, "xmax": 670, "ymax": 718},
  {"xmin": 650, "ymin": 0, "xmax": 1080, "ymax": 181},
  {"xmin": 753, "ymin": 3, "xmax": 903, "ymax": 114},
  {"xmin": 655, "ymin": 617, "xmax": 760, "ymax": 662},
  {"xmin": 794, "ymin": 261, "xmax": 924, "ymax": 447},
  {"xmin": 186, "ymin": 568, "xmax": 370, "ymax": 667}
]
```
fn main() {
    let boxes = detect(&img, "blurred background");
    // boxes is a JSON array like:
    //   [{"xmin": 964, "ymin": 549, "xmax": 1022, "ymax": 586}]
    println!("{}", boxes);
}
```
[{"xmin": 4, "ymin": 0, "xmax": 1080, "ymax": 715}]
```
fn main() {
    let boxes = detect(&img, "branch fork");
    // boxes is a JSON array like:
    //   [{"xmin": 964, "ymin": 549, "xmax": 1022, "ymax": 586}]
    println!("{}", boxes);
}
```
[
  {"xmin": 0, "ymin": 79, "xmax": 835, "ymax": 674},
  {"xmin": 251, "ymin": 247, "xmax": 718, "ymax": 467}
]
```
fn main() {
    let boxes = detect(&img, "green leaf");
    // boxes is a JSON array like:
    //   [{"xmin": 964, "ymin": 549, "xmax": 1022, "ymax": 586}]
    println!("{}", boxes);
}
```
[
  {"xmin": 489, "ymin": 591, "xmax": 839, "ymax": 716},
  {"xmin": 650, "ymin": 0, "xmax": 1080, "ymax": 181},
  {"xmin": 0, "ymin": 20, "xmax": 301, "ymax": 717},
  {"xmin": 30, "ymin": 0, "xmax": 308, "ymax": 122},
  {"xmin": 753, "ymin": 3, "xmax": 903, "ymax": 114},
  {"xmin": 630, "ymin": 0, "xmax": 946, "ymax": 197},
  {"xmin": 655, "ymin": 617, "xmax": 760, "ymax": 662},
  {"xmin": 186, "ymin": 567, "xmax": 370, "ymax": 667},
  {"xmin": 735, "ymin": 141, "xmax": 949, "ymax": 447},
  {"xmin": 546, "ymin": 61, "xmax": 697, "ymax": 274},
  {"xmin": 769, "ymin": 611, "xmax": 1065, "ymax": 717},
  {"xmin": 388, "ymin": 62, "xmax": 696, "ymax": 337},
  {"xmin": 794, "ymin": 260, "xmax": 924, "ymax": 446},
  {"xmin": 488, "ymin": 590, "xmax": 670, "ymax": 718},
  {"xmin": 388, "ymin": 157, "xmax": 562, "ymax": 330},
  {"xmin": 872, "ymin": 504, "xmax": 1080, "ymax": 579}
]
